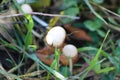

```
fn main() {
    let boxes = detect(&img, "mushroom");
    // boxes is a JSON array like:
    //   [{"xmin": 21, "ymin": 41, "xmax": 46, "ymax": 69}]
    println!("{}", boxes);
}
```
[
  {"xmin": 21, "ymin": 4, "xmax": 33, "ymax": 13},
  {"xmin": 46, "ymin": 26, "xmax": 66, "ymax": 47},
  {"xmin": 45, "ymin": 26, "xmax": 66, "ymax": 69},
  {"xmin": 62, "ymin": 44, "xmax": 78, "ymax": 74},
  {"xmin": 21, "ymin": 4, "xmax": 49, "ymax": 28},
  {"xmin": 36, "ymin": 26, "xmax": 66, "ymax": 66}
]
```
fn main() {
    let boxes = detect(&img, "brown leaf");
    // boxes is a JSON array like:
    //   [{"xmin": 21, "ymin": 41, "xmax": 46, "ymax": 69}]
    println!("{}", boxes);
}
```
[
  {"xmin": 36, "ymin": 43, "xmax": 66, "ymax": 55},
  {"xmin": 59, "ymin": 54, "xmax": 69, "ymax": 65},
  {"xmin": 36, "ymin": 53, "xmax": 54, "ymax": 66},
  {"xmin": 64, "ymin": 24, "xmax": 92, "ymax": 42},
  {"xmin": 36, "ymin": 51, "xmax": 79, "ymax": 66},
  {"xmin": 36, "ymin": 44, "xmax": 79, "ymax": 66},
  {"xmin": 36, "ymin": 46, "xmax": 54, "ymax": 55},
  {"xmin": 60, "ymin": 54, "xmax": 79, "ymax": 66}
]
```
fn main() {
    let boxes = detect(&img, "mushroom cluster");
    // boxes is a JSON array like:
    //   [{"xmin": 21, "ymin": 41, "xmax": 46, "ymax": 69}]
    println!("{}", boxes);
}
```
[
  {"xmin": 36, "ymin": 26, "xmax": 79, "ymax": 66},
  {"xmin": 20, "ymin": 4, "xmax": 79, "ymax": 71}
]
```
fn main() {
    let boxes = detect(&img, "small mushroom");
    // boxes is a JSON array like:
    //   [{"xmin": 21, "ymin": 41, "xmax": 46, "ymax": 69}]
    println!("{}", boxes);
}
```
[
  {"xmin": 46, "ymin": 26, "xmax": 66, "ymax": 47},
  {"xmin": 62, "ymin": 44, "xmax": 78, "ymax": 74},
  {"xmin": 62, "ymin": 44, "xmax": 78, "ymax": 58},
  {"xmin": 21, "ymin": 4, "xmax": 33, "ymax": 13}
]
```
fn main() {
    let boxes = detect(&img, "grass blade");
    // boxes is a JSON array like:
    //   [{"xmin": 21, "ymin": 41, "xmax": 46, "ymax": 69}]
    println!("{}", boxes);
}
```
[
  {"xmin": 80, "ymin": 29, "xmax": 110, "ymax": 80},
  {"xmin": 84, "ymin": 0, "xmax": 108, "ymax": 24}
]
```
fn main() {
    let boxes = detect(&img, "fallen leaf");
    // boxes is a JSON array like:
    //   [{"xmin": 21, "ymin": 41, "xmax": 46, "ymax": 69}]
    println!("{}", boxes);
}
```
[
  {"xmin": 36, "ymin": 53, "xmax": 54, "ymax": 65},
  {"xmin": 36, "ymin": 46, "xmax": 54, "ymax": 55},
  {"xmin": 36, "ymin": 44, "xmax": 79, "ymax": 66},
  {"xmin": 36, "ymin": 43, "xmax": 66, "ymax": 55},
  {"xmin": 60, "ymin": 54, "xmax": 79, "ymax": 65},
  {"xmin": 36, "ymin": 49, "xmax": 79, "ymax": 66},
  {"xmin": 64, "ymin": 24, "xmax": 92, "ymax": 42}
]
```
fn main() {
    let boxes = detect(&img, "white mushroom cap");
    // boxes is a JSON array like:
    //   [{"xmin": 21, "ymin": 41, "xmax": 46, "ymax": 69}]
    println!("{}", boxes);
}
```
[
  {"xmin": 21, "ymin": 4, "xmax": 33, "ymax": 13},
  {"xmin": 46, "ymin": 26, "xmax": 66, "ymax": 47},
  {"xmin": 62, "ymin": 44, "xmax": 78, "ymax": 58}
]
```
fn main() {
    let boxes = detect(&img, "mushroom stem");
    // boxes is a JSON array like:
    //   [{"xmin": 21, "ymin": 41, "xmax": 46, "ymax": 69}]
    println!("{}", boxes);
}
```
[{"xmin": 69, "ymin": 58, "xmax": 73, "ymax": 75}]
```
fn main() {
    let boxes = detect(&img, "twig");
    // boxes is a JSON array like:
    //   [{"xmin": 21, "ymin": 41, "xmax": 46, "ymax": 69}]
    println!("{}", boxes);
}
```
[
  {"xmin": 101, "ymin": 7, "xmax": 120, "ymax": 17},
  {"xmin": 91, "ymin": 2, "xmax": 120, "ymax": 18},
  {"xmin": 0, "ymin": 12, "xmax": 80, "ymax": 19},
  {"xmin": 90, "ymin": 2, "xmax": 120, "ymax": 32},
  {"xmin": 105, "ymin": 24, "xmax": 120, "ymax": 32}
]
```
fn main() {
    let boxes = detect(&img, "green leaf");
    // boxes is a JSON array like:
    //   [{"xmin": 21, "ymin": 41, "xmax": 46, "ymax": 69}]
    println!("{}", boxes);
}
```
[
  {"xmin": 93, "ymin": 59, "xmax": 114, "ymax": 74},
  {"xmin": 101, "ymin": 72, "xmax": 115, "ymax": 80},
  {"xmin": 61, "ymin": 0, "xmax": 78, "ymax": 9},
  {"xmin": 116, "ymin": 39, "xmax": 120, "ymax": 47},
  {"xmin": 64, "ymin": 7, "xmax": 79, "ymax": 17},
  {"xmin": 61, "ymin": 7, "xmax": 79, "ymax": 23},
  {"xmin": 78, "ymin": 46, "xmax": 108, "ymax": 57},
  {"xmin": 94, "ymin": 18, "xmax": 103, "ymax": 27},
  {"xmin": 25, "ymin": 31, "xmax": 32, "ymax": 48},
  {"xmin": 97, "ymin": 67, "xmax": 114, "ymax": 74},
  {"xmin": 24, "ymin": 15, "xmax": 34, "ymax": 49},
  {"xmin": 60, "ymin": 66, "xmax": 70, "ymax": 77},
  {"xmin": 84, "ymin": 20, "xmax": 95, "ymax": 31},
  {"xmin": 117, "ymin": 7, "xmax": 120, "ymax": 15},
  {"xmin": 108, "ymin": 54, "xmax": 120, "ymax": 74},
  {"xmin": 78, "ymin": 46, "xmax": 97, "ymax": 52},
  {"xmin": 89, "ymin": 31, "xmax": 99, "ymax": 43},
  {"xmin": 97, "ymin": 29, "xmax": 106, "ymax": 37},
  {"xmin": 84, "ymin": 18, "xmax": 102, "ymax": 31},
  {"xmin": 114, "ymin": 47, "xmax": 120, "ymax": 55},
  {"xmin": 93, "ymin": 63, "xmax": 101, "ymax": 73},
  {"xmin": 25, "ymin": 15, "xmax": 34, "ymax": 31},
  {"xmin": 108, "ymin": 17, "xmax": 118, "ymax": 25}
]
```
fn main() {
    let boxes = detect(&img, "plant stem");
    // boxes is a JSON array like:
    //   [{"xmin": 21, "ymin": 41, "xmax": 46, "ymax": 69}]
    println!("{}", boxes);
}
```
[{"xmin": 32, "ymin": 15, "xmax": 48, "ymax": 28}]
